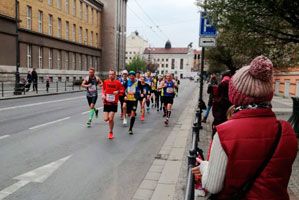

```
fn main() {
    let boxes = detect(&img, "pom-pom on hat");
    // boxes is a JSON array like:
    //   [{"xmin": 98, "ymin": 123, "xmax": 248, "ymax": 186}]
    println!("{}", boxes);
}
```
[{"xmin": 229, "ymin": 56, "xmax": 274, "ymax": 106}]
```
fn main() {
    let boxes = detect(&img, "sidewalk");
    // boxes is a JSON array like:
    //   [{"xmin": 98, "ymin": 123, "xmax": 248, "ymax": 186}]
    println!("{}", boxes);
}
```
[
  {"xmin": 132, "ymin": 85, "xmax": 198, "ymax": 200},
  {"xmin": 0, "ymin": 88, "xmax": 84, "ymax": 100}
]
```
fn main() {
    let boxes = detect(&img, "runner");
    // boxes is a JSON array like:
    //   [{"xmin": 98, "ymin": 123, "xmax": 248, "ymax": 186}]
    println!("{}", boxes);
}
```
[
  {"xmin": 145, "ymin": 71, "xmax": 153, "ymax": 112},
  {"xmin": 81, "ymin": 67, "xmax": 103, "ymax": 127},
  {"xmin": 102, "ymin": 70, "xmax": 124, "ymax": 139},
  {"xmin": 136, "ymin": 71, "xmax": 141, "ymax": 81},
  {"xmin": 118, "ymin": 70, "xmax": 128, "ymax": 119},
  {"xmin": 159, "ymin": 73, "xmax": 177, "ymax": 126},
  {"xmin": 122, "ymin": 71, "xmax": 140, "ymax": 135},
  {"xmin": 156, "ymin": 75, "xmax": 163, "ymax": 111},
  {"xmin": 138, "ymin": 76, "xmax": 151, "ymax": 121},
  {"xmin": 174, "ymin": 76, "xmax": 180, "ymax": 97},
  {"xmin": 151, "ymin": 75, "xmax": 159, "ymax": 110}
]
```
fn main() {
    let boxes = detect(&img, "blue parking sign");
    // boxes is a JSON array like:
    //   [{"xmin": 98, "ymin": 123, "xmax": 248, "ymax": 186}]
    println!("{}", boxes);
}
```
[{"xmin": 200, "ymin": 12, "xmax": 217, "ymax": 37}]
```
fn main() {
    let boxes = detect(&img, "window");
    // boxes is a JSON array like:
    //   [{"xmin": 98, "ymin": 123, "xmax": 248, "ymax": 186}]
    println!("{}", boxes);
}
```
[
  {"xmin": 85, "ymin": 4, "xmax": 88, "ymax": 22},
  {"xmin": 78, "ymin": 54, "xmax": 82, "ymax": 70},
  {"xmin": 72, "ymin": 0, "xmax": 76, "ymax": 16},
  {"xmin": 27, "ymin": 45, "xmax": 32, "ymax": 68},
  {"xmin": 26, "ymin": 6, "xmax": 32, "ymax": 30},
  {"xmin": 72, "ymin": 24, "xmax": 76, "ymax": 42},
  {"xmin": 95, "ymin": 33, "xmax": 98, "ymax": 47},
  {"xmin": 79, "ymin": 27, "xmax": 82, "ymax": 43},
  {"xmin": 85, "ymin": 29, "xmax": 88, "ymax": 45},
  {"xmin": 57, "ymin": 51, "xmax": 61, "ymax": 69},
  {"xmin": 57, "ymin": 18, "xmax": 62, "ymax": 38},
  {"xmin": 38, "ymin": 11, "xmax": 43, "ymax": 33},
  {"xmin": 72, "ymin": 53, "xmax": 76, "ymax": 70},
  {"xmin": 65, "ymin": 52, "xmax": 69, "ymax": 69},
  {"xmin": 90, "ymin": 31, "xmax": 93, "ymax": 46},
  {"xmin": 65, "ymin": 0, "xmax": 69, "ymax": 14},
  {"xmin": 157, "ymin": 59, "xmax": 160, "ymax": 62},
  {"xmin": 171, "ymin": 59, "xmax": 175, "ymax": 69},
  {"xmin": 162, "ymin": 59, "xmax": 164, "ymax": 61},
  {"xmin": 94, "ymin": 58, "xmax": 97, "ymax": 68},
  {"xmin": 166, "ymin": 64, "xmax": 168, "ymax": 68},
  {"xmin": 48, "ymin": 49, "xmax": 53, "ymax": 69},
  {"xmin": 48, "ymin": 15, "xmax": 53, "ymax": 35},
  {"xmin": 65, "ymin": 21, "xmax": 69, "ymax": 40},
  {"xmin": 162, "ymin": 64, "xmax": 164, "ymax": 68},
  {"xmin": 58, "ymin": 77, "xmax": 62, "ymax": 82},
  {"xmin": 66, "ymin": 77, "xmax": 70, "ymax": 82},
  {"xmin": 91, "ymin": 8, "xmax": 94, "ymax": 25},
  {"xmin": 48, "ymin": 0, "xmax": 52, "ymax": 5},
  {"xmin": 180, "ymin": 59, "xmax": 184, "ymax": 69},
  {"xmin": 79, "ymin": 1, "xmax": 83, "ymax": 19},
  {"xmin": 57, "ymin": 0, "xmax": 61, "ymax": 9},
  {"xmin": 97, "ymin": 11, "xmax": 99, "ymax": 26},
  {"xmin": 89, "ymin": 56, "xmax": 92, "ymax": 67},
  {"xmin": 84, "ymin": 55, "xmax": 87, "ymax": 70},
  {"xmin": 166, "ymin": 59, "xmax": 169, "ymax": 62},
  {"xmin": 38, "ymin": 47, "xmax": 43, "ymax": 68}
]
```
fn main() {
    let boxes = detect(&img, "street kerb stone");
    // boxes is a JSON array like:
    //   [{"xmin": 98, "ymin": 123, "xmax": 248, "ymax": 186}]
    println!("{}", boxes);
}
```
[
  {"xmin": 151, "ymin": 183, "xmax": 176, "ymax": 200},
  {"xmin": 168, "ymin": 147, "xmax": 185, "ymax": 161},
  {"xmin": 139, "ymin": 180, "xmax": 158, "ymax": 191},
  {"xmin": 149, "ymin": 165, "xmax": 164, "ymax": 173},
  {"xmin": 158, "ymin": 160, "xmax": 181, "ymax": 185},
  {"xmin": 133, "ymin": 188, "xmax": 154, "ymax": 200},
  {"xmin": 144, "ymin": 172, "xmax": 161, "ymax": 181}
]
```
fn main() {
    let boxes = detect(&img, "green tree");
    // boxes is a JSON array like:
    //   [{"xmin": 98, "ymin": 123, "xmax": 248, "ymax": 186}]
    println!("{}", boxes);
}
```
[{"xmin": 126, "ymin": 55, "xmax": 147, "ymax": 73}]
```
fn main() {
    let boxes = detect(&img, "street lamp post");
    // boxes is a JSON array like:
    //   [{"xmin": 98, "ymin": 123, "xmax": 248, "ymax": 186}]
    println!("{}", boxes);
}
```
[{"xmin": 14, "ymin": 0, "xmax": 21, "ymax": 95}]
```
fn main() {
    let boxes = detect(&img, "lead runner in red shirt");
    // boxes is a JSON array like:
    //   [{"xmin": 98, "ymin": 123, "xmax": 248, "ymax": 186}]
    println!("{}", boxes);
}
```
[{"xmin": 102, "ymin": 70, "xmax": 124, "ymax": 139}]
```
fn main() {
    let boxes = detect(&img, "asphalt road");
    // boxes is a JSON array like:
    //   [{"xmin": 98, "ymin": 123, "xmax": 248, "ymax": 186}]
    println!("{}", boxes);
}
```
[{"xmin": 0, "ymin": 80, "xmax": 197, "ymax": 200}]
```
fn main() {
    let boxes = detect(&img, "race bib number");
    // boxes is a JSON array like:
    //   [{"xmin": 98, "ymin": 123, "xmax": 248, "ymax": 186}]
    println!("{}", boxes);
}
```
[
  {"xmin": 128, "ymin": 86, "xmax": 136, "ymax": 93},
  {"xmin": 166, "ymin": 87, "xmax": 174, "ymax": 93},
  {"xmin": 106, "ymin": 94, "xmax": 115, "ymax": 102},
  {"xmin": 127, "ymin": 94, "xmax": 135, "ymax": 101},
  {"xmin": 89, "ymin": 85, "xmax": 97, "ymax": 92}
]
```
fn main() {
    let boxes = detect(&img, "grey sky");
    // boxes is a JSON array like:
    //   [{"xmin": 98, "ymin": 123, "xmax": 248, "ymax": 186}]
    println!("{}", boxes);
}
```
[{"xmin": 127, "ymin": 0, "xmax": 200, "ymax": 48}]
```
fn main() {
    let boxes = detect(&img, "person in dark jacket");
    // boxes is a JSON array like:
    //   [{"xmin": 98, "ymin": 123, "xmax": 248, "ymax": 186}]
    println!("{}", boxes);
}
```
[
  {"xmin": 211, "ymin": 71, "xmax": 233, "ymax": 138},
  {"xmin": 26, "ymin": 70, "xmax": 32, "ymax": 92},
  {"xmin": 202, "ymin": 74, "xmax": 218, "ymax": 123},
  {"xmin": 31, "ymin": 68, "xmax": 38, "ymax": 93}
]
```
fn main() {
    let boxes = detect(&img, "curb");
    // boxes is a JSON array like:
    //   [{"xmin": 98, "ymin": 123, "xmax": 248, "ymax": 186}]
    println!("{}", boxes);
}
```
[{"xmin": 0, "ymin": 90, "xmax": 84, "ymax": 101}]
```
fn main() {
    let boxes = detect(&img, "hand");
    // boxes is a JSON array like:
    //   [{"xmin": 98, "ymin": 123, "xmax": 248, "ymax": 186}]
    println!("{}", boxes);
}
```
[
  {"xmin": 102, "ymin": 94, "xmax": 106, "ymax": 101},
  {"xmin": 113, "ymin": 91, "xmax": 119, "ymax": 95},
  {"xmin": 192, "ymin": 166, "xmax": 202, "ymax": 182},
  {"xmin": 87, "ymin": 84, "xmax": 92, "ymax": 88},
  {"xmin": 124, "ymin": 96, "xmax": 127, "ymax": 101},
  {"xmin": 140, "ymin": 94, "xmax": 144, "ymax": 97}
]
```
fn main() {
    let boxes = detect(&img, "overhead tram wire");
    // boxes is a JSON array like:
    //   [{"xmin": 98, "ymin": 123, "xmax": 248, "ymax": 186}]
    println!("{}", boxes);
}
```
[
  {"xmin": 133, "ymin": 0, "xmax": 170, "ymax": 40},
  {"xmin": 127, "ymin": 5, "xmax": 165, "ymax": 43}
]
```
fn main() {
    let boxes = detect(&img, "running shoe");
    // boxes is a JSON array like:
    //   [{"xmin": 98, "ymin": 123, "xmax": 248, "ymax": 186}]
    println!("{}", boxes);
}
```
[
  {"xmin": 87, "ymin": 119, "xmax": 92, "ymax": 127},
  {"xmin": 123, "ymin": 118, "xmax": 127, "ymax": 126},
  {"xmin": 163, "ymin": 113, "xmax": 167, "ymax": 118},
  {"xmin": 128, "ymin": 130, "xmax": 133, "ymax": 135},
  {"xmin": 164, "ymin": 118, "xmax": 169, "ymax": 126},
  {"xmin": 108, "ymin": 132, "xmax": 114, "ymax": 139},
  {"xmin": 140, "ymin": 115, "xmax": 145, "ymax": 121},
  {"xmin": 95, "ymin": 109, "xmax": 99, "ymax": 118}
]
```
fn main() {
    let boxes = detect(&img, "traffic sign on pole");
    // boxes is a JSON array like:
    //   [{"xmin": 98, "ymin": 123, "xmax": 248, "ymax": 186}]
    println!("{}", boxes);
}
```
[
  {"xmin": 199, "ymin": 37, "xmax": 216, "ymax": 47},
  {"xmin": 200, "ymin": 12, "xmax": 217, "ymax": 37}
]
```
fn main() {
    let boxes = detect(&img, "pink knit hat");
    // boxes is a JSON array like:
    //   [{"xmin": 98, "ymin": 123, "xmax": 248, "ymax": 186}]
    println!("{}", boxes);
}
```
[{"xmin": 229, "ymin": 56, "xmax": 274, "ymax": 106}]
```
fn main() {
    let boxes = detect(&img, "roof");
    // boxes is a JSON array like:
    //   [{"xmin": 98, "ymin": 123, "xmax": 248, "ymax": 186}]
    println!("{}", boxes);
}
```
[{"xmin": 144, "ymin": 48, "xmax": 189, "ymax": 55}]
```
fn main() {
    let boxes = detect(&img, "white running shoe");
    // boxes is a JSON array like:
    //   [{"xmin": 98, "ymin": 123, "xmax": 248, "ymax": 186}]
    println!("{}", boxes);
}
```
[{"xmin": 123, "ymin": 118, "xmax": 127, "ymax": 126}]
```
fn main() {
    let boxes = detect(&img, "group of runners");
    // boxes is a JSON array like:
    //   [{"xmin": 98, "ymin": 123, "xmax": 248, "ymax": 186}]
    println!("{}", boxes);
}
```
[{"xmin": 81, "ymin": 67, "xmax": 179, "ymax": 139}]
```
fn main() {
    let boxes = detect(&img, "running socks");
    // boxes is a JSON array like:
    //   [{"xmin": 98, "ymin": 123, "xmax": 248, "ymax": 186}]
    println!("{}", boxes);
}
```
[
  {"xmin": 89, "ymin": 108, "xmax": 95, "ymax": 120},
  {"xmin": 167, "ymin": 110, "xmax": 171, "ymax": 118},
  {"xmin": 129, "ymin": 116, "xmax": 136, "ymax": 131}
]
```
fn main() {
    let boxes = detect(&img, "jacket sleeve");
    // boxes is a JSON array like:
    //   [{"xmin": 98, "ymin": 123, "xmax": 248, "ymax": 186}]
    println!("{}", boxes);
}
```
[{"xmin": 200, "ymin": 133, "xmax": 228, "ymax": 194}]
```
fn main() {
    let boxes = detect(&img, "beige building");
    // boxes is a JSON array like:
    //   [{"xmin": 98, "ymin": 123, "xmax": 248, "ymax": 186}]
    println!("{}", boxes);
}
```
[
  {"xmin": 100, "ymin": 0, "xmax": 127, "ymax": 75},
  {"xmin": 0, "ymin": 0, "xmax": 103, "ymax": 82},
  {"xmin": 125, "ymin": 31, "xmax": 149, "ymax": 64}
]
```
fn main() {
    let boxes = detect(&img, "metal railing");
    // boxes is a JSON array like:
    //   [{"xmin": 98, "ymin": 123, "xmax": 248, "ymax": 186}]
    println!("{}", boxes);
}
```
[
  {"xmin": 184, "ymin": 107, "xmax": 205, "ymax": 200},
  {"xmin": 0, "ymin": 81, "xmax": 84, "ymax": 98}
]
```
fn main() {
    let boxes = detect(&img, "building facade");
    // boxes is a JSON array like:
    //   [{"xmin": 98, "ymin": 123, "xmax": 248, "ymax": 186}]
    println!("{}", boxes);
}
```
[
  {"xmin": 273, "ymin": 67, "xmax": 299, "ymax": 98},
  {"xmin": 0, "ymin": 0, "xmax": 103, "ymax": 82},
  {"xmin": 144, "ymin": 41, "xmax": 194, "ymax": 78},
  {"xmin": 125, "ymin": 31, "xmax": 149, "ymax": 64},
  {"xmin": 100, "ymin": 0, "xmax": 127, "ymax": 75}
]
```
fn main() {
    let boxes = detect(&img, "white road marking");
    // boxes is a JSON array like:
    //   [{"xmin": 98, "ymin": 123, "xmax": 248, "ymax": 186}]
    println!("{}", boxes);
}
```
[
  {"xmin": 0, "ymin": 180, "xmax": 30, "ymax": 200},
  {"xmin": 29, "ymin": 117, "xmax": 71, "ymax": 130},
  {"xmin": 0, "ymin": 155, "xmax": 72, "ymax": 200},
  {"xmin": 81, "ymin": 107, "xmax": 103, "ymax": 115},
  {"xmin": 0, "ymin": 96, "xmax": 85, "ymax": 112},
  {"xmin": 0, "ymin": 135, "xmax": 10, "ymax": 140}
]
